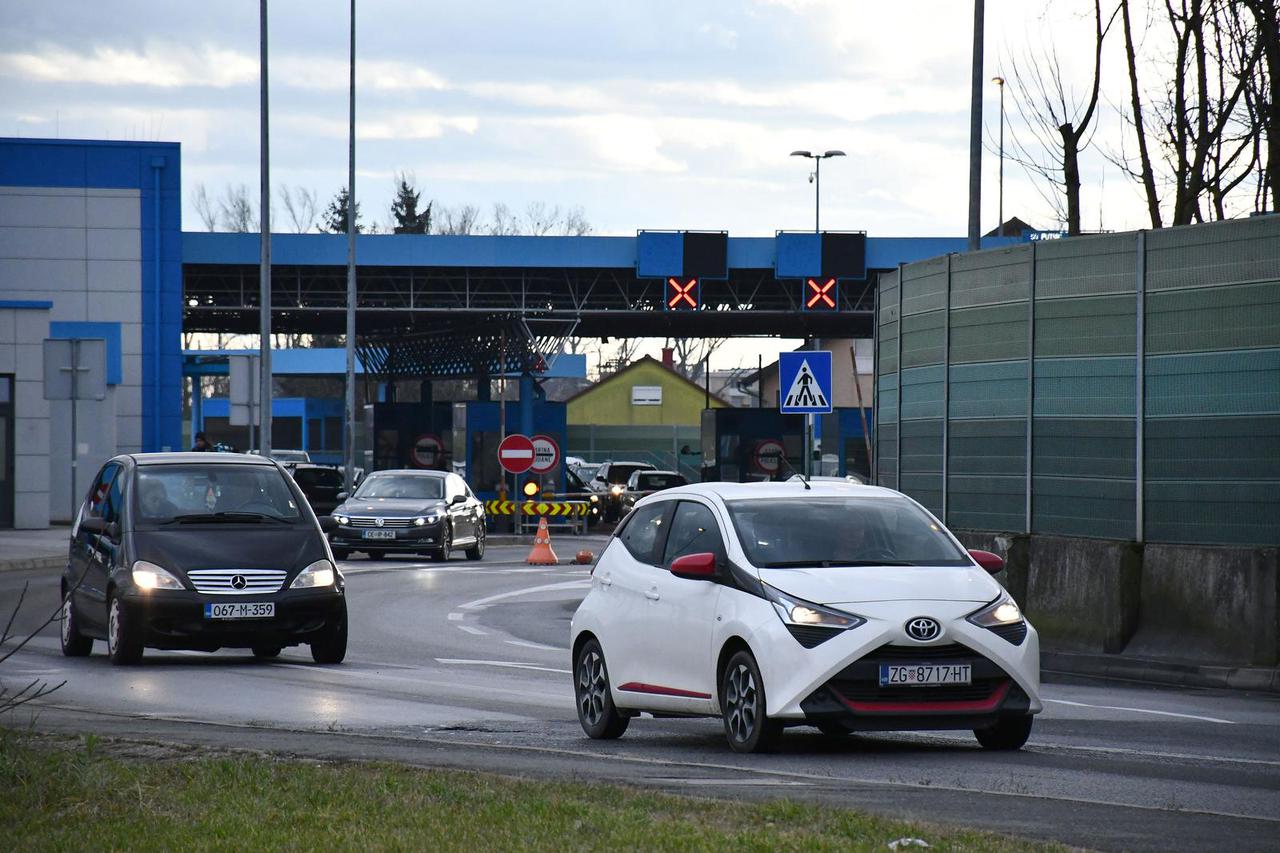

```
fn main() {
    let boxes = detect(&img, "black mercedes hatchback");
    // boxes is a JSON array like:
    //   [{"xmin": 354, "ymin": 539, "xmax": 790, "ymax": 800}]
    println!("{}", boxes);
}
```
[{"xmin": 59, "ymin": 452, "xmax": 347, "ymax": 665}]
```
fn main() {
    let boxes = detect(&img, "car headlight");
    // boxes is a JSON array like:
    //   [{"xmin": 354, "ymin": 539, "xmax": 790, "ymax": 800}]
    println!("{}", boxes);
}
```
[
  {"xmin": 334, "ymin": 514, "xmax": 350, "ymax": 525},
  {"xmin": 290, "ymin": 559, "xmax": 336, "ymax": 589},
  {"xmin": 413, "ymin": 513, "xmax": 441, "ymax": 526},
  {"xmin": 967, "ymin": 592, "xmax": 1023, "ymax": 627},
  {"xmin": 610, "ymin": 485, "xmax": 624, "ymax": 496},
  {"xmin": 763, "ymin": 584, "xmax": 864, "ymax": 630},
  {"xmin": 132, "ymin": 560, "xmax": 184, "ymax": 591}
]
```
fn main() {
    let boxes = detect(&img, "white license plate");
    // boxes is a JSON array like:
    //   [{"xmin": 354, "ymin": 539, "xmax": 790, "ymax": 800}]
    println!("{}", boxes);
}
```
[
  {"xmin": 879, "ymin": 663, "xmax": 972, "ymax": 687},
  {"xmin": 204, "ymin": 602, "xmax": 275, "ymax": 620},
  {"xmin": 362, "ymin": 529, "xmax": 396, "ymax": 540}
]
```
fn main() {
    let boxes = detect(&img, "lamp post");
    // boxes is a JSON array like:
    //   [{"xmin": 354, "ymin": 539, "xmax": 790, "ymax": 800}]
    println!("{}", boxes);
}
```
[
  {"xmin": 790, "ymin": 150, "xmax": 846, "ymax": 232},
  {"xmin": 992, "ymin": 75, "xmax": 1005, "ymax": 234}
]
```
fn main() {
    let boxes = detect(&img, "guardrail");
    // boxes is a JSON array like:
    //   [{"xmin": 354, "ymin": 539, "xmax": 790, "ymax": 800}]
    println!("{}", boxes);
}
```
[{"xmin": 485, "ymin": 499, "xmax": 592, "ymax": 535}]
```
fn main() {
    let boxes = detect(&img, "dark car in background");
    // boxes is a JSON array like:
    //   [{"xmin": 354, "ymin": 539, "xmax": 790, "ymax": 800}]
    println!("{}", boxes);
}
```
[
  {"xmin": 620, "ymin": 469, "xmax": 688, "ymax": 511},
  {"xmin": 59, "ymin": 453, "xmax": 347, "ymax": 666},
  {"xmin": 591, "ymin": 460, "xmax": 656, "ymax": 521},
  {"xmin": 286, "ymin": 464, "xmax": 347, "ymax": 516},
  {"xmin": 565, "ymin": 465, "xmax": 603, "ymax": 526},
  {"xmin": 329, "ymin": 470, "xmax": 486, "ymax": 561}
]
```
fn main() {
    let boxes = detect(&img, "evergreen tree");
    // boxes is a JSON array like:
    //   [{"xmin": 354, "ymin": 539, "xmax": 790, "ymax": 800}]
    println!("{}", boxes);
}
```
[
  {"xmin": 391, "ymin": 174, "xmax": 432, "ymax": 234},
  {"xmin": 321, "ymin": 187, "xmax": 361, "ymax": 234}
]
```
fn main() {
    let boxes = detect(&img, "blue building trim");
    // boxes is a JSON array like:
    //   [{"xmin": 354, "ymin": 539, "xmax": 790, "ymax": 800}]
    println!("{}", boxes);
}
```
[
  {"xmin": 50, "ymin": 322, "xmax": 123, "ymax": 385},
  {"xmin": 0, "ymin": 300, "xmax": 53, "ymax": 310},
  {"xmin": 0, "ymin": 138, "xmax": 183, "ymax": 452}
]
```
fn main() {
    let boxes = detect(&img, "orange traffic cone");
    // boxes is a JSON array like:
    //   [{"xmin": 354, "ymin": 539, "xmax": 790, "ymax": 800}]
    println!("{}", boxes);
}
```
[{"xmin": 526, "ymin": 517, "xmax": 560, "ymax": 565}]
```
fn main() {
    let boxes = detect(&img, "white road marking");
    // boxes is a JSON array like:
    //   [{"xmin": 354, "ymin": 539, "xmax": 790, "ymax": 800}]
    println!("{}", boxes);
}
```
[
  {"xmin": 457, "ymin": 625, "xmax": 487, "ymax": 636},
  {"xmin": 435, "ymin": 658, "xmax": 571, "ymax": 675},
  {"xmin": 505, "ymin": 639, "xmax": 565, "ymax": 651},
  {"xmin": 447, "ymin": 612, "xmax": 464, "ymax": 621},
  {"xmin": 457, "ymin": 579, "xmax": 591, "ymax": 611},
  {"xmin": 1045, "ymin": 698, "xmax": 1235, "ymax": 725}
]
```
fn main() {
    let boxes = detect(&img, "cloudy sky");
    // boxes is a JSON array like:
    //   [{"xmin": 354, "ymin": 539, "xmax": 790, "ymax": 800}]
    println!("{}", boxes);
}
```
[{"xmin": 3, "ymin": 1, "xmax": 1142, "ymax": 367}]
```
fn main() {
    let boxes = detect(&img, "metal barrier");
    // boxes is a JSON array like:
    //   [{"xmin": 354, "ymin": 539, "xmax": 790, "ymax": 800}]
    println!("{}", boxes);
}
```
[{"xmin": 485, "ymin": 499, "xmax": 591, "ymax": 535}]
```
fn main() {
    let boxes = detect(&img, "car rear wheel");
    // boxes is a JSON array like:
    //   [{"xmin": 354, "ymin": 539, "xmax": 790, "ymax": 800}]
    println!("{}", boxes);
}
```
[
  {"xmin": 106, "ymin": 593, "xmax": 143, "ymax": 666},
  {"xmin": 364, "ymin": 549, "xmax": 385, "ymax": 560},
  {"xmin": 465, "ymin": 526, "xmax": 485, "ymax": 561},
  {"xmin": 59, "ymin": 595, "xmax": 92, "ymax": 657},
  {"xmin": 574, "ymin": 638, "xmax": 629, "ymax": 739},
  {"xmin": 431, "ymin": 525, "xmax": 452, "ymax": 562},
  {"xmin": 721, "ymin": 650, "xmax": 782, "ymax": 754},
  {"xmin": 252, "ymin": 645, "xmax": 282, "ymax": 659},
  {"xmin": 310, "ymin": 601, "xmax": 348, "ymax": 664},
  {"xmin": 974, "ymin": 715, "xmax": 1033, "ymax": 750}
]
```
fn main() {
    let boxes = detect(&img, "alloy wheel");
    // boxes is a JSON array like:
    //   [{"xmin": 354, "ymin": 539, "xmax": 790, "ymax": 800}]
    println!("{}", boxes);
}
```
[
  {"xmin": 60, "ymin": 600, "xmax": 72, "ymax": 645},
  {"xmin": 108, "ymin": 599, "xmax": 121, "ymax": 655},
  {"xmin": 577, "ymin": 650, "xmax": 607, "ymax": 727},
  {"xmin": 724, "ymin": 663, "xmax": 758, "ymax": 743}
]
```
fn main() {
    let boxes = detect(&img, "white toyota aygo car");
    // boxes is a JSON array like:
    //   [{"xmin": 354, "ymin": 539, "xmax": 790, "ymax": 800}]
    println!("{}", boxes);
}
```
[{"xmin": 570, "ymin": 480, "xmax": 1041, "ymax": 753}]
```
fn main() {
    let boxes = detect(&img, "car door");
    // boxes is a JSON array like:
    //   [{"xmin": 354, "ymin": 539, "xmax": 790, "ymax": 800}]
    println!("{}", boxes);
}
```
[
  {"xmin": 72, "ymin": 461, "xmax": 124, "ymax": 632},
  {"xmin": 596, "ymin": 500, "xmax": 673, "ymax": 692},
  {"xmin": 638, "ymin": 499, "xmax": 728, "ymax": 710},
  {"xmin": 445, "ymin": 474, "xmax": 473, "ymax": 541}
]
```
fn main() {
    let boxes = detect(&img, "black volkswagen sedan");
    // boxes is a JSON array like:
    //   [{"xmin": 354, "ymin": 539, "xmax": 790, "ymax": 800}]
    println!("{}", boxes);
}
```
[
  {"xmin": 329, "ymin": 470, "xmax": 486, "ymax": 561},
  {"xmin": 59, "ymin": 453, "xmax": 347, "ymax": 666}
]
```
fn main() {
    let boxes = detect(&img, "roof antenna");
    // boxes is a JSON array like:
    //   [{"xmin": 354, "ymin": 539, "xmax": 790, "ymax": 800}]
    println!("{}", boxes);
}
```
[{"xmin": 774, "ymin": 448, "xmax": 810, "ymax": 490}]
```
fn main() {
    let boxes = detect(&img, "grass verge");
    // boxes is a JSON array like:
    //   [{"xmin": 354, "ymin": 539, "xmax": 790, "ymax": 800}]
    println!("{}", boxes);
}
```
[{"xmin": 1, "ymin": 729, "xmax": 1056, "ymax": 851}]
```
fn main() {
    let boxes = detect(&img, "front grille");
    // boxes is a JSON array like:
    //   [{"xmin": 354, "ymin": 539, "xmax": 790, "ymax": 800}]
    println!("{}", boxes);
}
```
[
  {"xmin": 348, "ymin": 516, "xmax": 415, "ymax": 528},
  {"xmin": 186, "ymin": 569, "xmax": 287, "ymax": 595},
  {"xmin": 872, "ymin": 643, "xmax": 974, "ymax": 661},
  {"xmin": 787, "ymin": 625, "xmax": 843, "ymax": 648},
  {"xmin": 820, "ymin": 641, "xmax": 1012, "ymax": 711},
  {"xmin": 988, "ymin": 621, "xmax": 1028, "ymax": 645},
  {"xmin": 835, "ymin": 682, "xmax": 1004, "ymax": 702}
]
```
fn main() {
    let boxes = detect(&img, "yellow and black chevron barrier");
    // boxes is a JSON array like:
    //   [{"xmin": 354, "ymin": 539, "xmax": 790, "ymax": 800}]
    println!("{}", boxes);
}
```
[{"xmin": 485, "ymin": 500, "xmax": 590, "ymax": 517}]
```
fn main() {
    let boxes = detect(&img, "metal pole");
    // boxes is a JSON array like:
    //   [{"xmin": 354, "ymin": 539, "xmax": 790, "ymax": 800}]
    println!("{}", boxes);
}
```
[
  {"xmin": 941, "ymin": 255, "xmax": 951, "ymax": 523},
  {"xmin": 258, "ymin": 0, "xmax": 273, "ymax": 454},
  {"xmin": 343, "ymin": 0, "xmax": 357, "ymax": 492},
  {"xmin": 967, "ymin": 0, "xmax": 985, "ymax": 252},
  {"xmin": 1026, "ymin": 242, "xmax": 1036, "ymax": 533},
  {"xmin": 814, "ymin": 157, "xmax": 821, "ymax": 233},
  {"xmin": 998, "ymin": 79, "xmax": 1005, "ymax": 230},
  {"xmin": 70, "ymin": 339, "xmax": 78, "ymax": 522}
]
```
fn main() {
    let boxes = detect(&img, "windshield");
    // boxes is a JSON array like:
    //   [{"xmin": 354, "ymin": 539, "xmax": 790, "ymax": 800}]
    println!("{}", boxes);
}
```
[
  {"xmin": 724, "ymin": 497, "xmax": 970, "ymax": 568},
  {"xmin": 354, "ymin": 474, "xmax": 444, "ymax": 501},
  {"xmin": 637, "ymin": 474, "xmax": 685, "ymax": 490},
  {"xmin": 135, "ymin": 464, "xmax": 303, "ymax": 524},
  {"xmin": 292, "ymin": 468, "xmax": 344, "ymax": 489},
  {"xmin": 607, "ymin": 464, "xmax": 650, "ymax": 484}
]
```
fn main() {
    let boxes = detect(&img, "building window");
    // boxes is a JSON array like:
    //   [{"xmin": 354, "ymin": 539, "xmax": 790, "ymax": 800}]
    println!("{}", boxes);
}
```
[{"xmin": 631, "ymin": 385, "xmax": 663, "ymax": 406}]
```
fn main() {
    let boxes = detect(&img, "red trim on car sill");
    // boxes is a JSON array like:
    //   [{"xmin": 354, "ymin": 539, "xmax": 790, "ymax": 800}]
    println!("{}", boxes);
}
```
[
  {"xmin": 834, "ymin": 681, "xmax": 1011, "ymax": 714},
  {"xmin": 618, "ymin": 682, "xmax": 712, "ymax": 699}
]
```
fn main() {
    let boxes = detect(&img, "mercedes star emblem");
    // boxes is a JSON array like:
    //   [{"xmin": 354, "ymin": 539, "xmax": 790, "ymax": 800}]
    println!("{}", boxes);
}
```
[{"xmin": 230, "ymin": 575, "xmax": 247, "ymax": 590}]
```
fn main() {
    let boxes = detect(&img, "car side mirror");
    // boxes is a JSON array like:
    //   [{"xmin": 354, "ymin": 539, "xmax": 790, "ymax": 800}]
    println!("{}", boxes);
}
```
[
  {"xmin": 335, "ymin": 492, "xmax": 349, "ymax": 502},
  {"xmin": 969, "ymin": 549, "xmax": 1004, "ymax": 574},
  {"xmin": 451, "ymin": 494, "xmax": 467, "ymax": 505},
  {"xmin": 670, "ymin": 552, "xmax": 718, "ymax": 580},
  {"xmin": 319, "ymin": 516, "xmax": 339, "ymax": 533}
]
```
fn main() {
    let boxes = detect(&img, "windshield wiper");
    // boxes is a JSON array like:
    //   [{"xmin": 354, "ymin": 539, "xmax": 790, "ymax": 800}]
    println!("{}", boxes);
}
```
[
  {"xmin": 761, "ymin": 559, "xmax": 916, "ymax": 568},
  {"xmin": 167, "ymin": 511, "xmax": 291, "ymax": 525}
]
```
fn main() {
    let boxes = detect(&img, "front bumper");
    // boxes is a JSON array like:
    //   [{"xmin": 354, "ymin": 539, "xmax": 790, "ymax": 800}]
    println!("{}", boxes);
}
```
[
  {"xmin": 121, "ymin": 587, "xmax": 345, "ymax": 651},
  {"xmin": 329, "ymin": 520, "xmax": 444, "ymax": 550}
]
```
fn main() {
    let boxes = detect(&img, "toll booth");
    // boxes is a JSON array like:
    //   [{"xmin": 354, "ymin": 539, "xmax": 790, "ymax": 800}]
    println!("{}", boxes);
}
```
[
  {"xmin": 463, "ymin": 400, "xmax": 568, "ymax": 500},
  {"xmin": 700, "ymin": 407, "xmax": 873, "ymax": 483},
  {"xmin": 360, "ymin": 401, "xmax": 462, "ymax": 473}
]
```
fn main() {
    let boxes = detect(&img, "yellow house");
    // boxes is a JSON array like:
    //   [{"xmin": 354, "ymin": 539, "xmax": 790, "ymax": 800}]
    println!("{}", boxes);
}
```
[{"xmin": 567, "ymin": 356, "xmax": 731, "ymax": 426}]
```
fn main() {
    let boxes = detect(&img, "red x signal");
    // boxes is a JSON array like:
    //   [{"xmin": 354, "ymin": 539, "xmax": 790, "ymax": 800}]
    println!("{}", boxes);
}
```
[
  {"xmin": 806, "ymin": 277, "xmax": 836, "ymax": 309},
  {"xmin": 667, "ymin": 277, "xmax": 698, "ymax": 310}
]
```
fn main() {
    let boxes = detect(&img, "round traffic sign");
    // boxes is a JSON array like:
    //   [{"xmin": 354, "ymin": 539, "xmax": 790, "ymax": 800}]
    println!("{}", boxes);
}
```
[
  {"xmin": 751, "ymin": 438, "xmax": 785, "ymax": 476},
  {"xmin": 411, "ymin": 433, "xmax": 444, "ymax": 469},
  {"xmin": 530, "ymin": 434, "xmax": 561, "ymax": 474},
  {"xmin": 497, "ymin": 433, "xmax": 535, "ymax": 474}
]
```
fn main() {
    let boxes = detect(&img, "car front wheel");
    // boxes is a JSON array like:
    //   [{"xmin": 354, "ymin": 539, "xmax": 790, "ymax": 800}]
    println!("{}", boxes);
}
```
[
  {"xmin": 574, "ymin": 638, "xmax": 629, "ymax": 739},
  {"xmin": 431, "ymin": 525, "xmax": 452, "ymax": 562},
  {"xmin": 974, "ymin": 715, "xmax": 1033, "ymax": 750},
  {"xmin": 721, "ymin": 650, "xmax": 782, "ymax": 753},
  {"xmin": 310, "ymin": 601, "xmax": 348, "ymax": 664},
  {"xmin": 106, "ymin": 593, "xmax": 143, "ymax": 665}
]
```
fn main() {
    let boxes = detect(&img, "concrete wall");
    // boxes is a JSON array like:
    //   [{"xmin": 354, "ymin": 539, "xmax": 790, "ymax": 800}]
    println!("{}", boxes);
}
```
[{"xmin": 0, "ymin": 305, "xmax": 51, "ymax": 528}]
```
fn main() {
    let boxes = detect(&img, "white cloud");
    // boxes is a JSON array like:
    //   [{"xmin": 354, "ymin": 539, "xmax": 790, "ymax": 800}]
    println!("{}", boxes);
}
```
[{"xmin": 0, "ymin": 43, "xmax": 258, "ymax": 88}]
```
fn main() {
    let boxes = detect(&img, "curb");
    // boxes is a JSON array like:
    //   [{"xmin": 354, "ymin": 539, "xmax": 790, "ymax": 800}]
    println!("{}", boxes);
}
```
[
  {"xmin": 1042, "ymin": 650, "xmax": 1280, "ymax": 693},
  {"xmin": 0, "ymin": 555, "xmax": 65, "ymax": 574}
]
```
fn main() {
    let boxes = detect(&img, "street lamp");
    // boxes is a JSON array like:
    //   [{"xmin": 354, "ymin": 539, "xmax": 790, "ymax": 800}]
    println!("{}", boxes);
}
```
[
  {"xmin": 790, "ymin": 149, "xmax": 846, "ymax": 232},
  {"xmin": 992, "ymin": 75, "xmax": 1005, "ymax": 234}
]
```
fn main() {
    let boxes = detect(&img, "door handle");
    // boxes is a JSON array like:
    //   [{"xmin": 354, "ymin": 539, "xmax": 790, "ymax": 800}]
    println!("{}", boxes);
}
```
[
  {"xmin": 598, "ymin": 574, "xmax": 612, "ymax": 587},
  {"xmin": 644, "ymin": 589, "xmax": 660, "ymax": 601}
]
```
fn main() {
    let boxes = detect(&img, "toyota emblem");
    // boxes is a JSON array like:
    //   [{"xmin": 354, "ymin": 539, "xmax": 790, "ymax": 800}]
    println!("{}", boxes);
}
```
[
  {"xmin": 230, "ymin": 575, "xmax": 247, "ymax": 590},
  {"xmin": 375, "ymin": 517, "xmax": 385, "ymax": 527},
  {"xmin": 905, "ymin": 617, "xmax": 941, "ymax": 641}
]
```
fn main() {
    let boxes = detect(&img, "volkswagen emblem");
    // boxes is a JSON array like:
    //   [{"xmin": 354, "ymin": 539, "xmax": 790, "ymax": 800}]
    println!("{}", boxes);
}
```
[
  {"xmin": 375, "ymin": 517, "xmax": 385, "ymax": 527},
  {"xmin": 230, "ymin": 575, "xmax": 247, "ymax": 590},
  {"xmin": 905, "ymin": 617, "xmax": 941, "ymax": 641}
]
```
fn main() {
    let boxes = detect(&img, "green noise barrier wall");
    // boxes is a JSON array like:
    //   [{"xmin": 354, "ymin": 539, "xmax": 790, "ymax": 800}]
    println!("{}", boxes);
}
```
[{"xmin": 874, "ymin": 216, "xmax": 1280, "ymax": 547}]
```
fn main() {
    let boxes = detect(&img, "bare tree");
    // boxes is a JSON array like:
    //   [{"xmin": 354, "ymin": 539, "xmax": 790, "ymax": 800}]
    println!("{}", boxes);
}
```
[
  {"xmin": 489, "ymin": 202, "xmax": 521, "ymax": 236},
  {"xmin": 279, "ymin": 185, "xmax": 319, "ymax": 234},
  {"xmin": 435, "ymin": 203, "xmax": 481, "ymax": 235},
  {"xmin": 192, "ymin": 183, "xmax": 219, "ymax": 231},
  {"xmin": 0, "ymin": 583, "xmax": 67, "ymax": 715},
  {"xmin": 562, "ymin": 206, "xmax": 593, "ymax": 236},
  {"xmin": 1116, "ymin": 0, "xmax": 1164, "ymax": 227},
  {"xmin": 665, "ymin": 337, "xmax": 728, "ymax": 381},
  {"xmin": 219, "ymin": 184, "xmax": 256, "ymax": 233},
  {"xmin": 1007, "ymin": 1, "xmax": 1120, "ymax": 234}
]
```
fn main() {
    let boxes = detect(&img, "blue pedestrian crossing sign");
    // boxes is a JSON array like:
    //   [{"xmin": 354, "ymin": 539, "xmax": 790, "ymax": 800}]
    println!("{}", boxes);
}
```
[{"xmin": 779, "ymin": 351, "xmax": 833, "ymax": 414}]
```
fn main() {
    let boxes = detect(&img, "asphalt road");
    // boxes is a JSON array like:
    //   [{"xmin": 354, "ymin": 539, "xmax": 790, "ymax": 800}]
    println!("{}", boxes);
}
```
[{"xmin": 2, "ymin": 543, "xmax": 1278, "ymax": 851}]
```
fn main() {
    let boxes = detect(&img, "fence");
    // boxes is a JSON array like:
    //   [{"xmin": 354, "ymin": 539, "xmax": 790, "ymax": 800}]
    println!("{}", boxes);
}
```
[
  {"xmin": 567, "ymin": 424, "xmax": 702, "ymax": 480},
  {"xmin": 875, "ymin": 215, "xmax": 1280, "ymax": 547}
]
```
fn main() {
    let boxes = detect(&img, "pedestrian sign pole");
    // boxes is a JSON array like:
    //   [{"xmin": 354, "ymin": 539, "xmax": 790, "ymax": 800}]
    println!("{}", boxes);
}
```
[{"xmin": 779, "ymin": 350, "xmax": 834, "ymax": 478}]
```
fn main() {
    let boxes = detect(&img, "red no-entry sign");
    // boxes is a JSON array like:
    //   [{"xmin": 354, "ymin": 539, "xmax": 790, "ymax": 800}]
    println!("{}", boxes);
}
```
[{"xmin": 498, "ymin": 433, "xmax": 536, "ymax": 474}]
